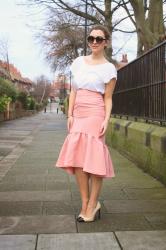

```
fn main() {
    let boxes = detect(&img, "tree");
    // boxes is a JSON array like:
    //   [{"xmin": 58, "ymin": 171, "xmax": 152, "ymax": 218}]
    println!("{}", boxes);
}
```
[
  {"xmin": 42, "ymin": 10, "xmax": 85, "ymax": 70},
  {"xmin": 24, "ymin": 0, "xmax": 165, "ymax": 59},
  {"xmin": 24, "ymin": 0, "xmax": 133, "ymax": 60},
  {"xmin": 32, "ymin": 75, "xmax": 51, "ymax": 103},
  {"xmin": 123, "ymin": 0, "xmax": 165, "ymax": 55},
  {"xmin": 0, "ymin": 37, "xmax": 11, "ymax": 78}
]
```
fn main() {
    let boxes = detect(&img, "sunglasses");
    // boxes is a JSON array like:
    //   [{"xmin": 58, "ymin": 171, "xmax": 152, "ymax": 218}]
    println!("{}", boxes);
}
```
[{"xmin": 87, "ymin": 35, "xmax": 106, "ymax": 44}]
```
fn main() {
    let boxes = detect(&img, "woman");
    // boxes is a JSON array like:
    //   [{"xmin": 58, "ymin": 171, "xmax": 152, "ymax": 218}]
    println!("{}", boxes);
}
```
[{"xmin": 55, "ymin": 25, "xmax": 117, "ymax": 222}]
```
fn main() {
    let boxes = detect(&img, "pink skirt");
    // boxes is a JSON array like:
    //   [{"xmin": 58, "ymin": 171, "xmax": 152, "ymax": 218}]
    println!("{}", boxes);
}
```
[{"xmin": 55, "ymin": 89, "xmax": 115, "ymax": 178}]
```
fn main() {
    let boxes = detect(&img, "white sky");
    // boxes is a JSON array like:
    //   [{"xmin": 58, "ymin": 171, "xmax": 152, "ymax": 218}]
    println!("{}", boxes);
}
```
[
  {"xmin": 0, "ymin": 0, "xmax": 54, "ymax": 81},
  {"xmin": 0, "ymin": 0, "xmax": 137, "ymax": 82}
]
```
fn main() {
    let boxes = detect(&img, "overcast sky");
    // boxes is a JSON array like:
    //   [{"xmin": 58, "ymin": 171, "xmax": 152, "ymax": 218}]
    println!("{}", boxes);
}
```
[
  {"xmin": 0, "ymin": 0, "xmax": 137, "ymax": 82},
  {"xmin": 0, "ymin": 0, "xmax": 54, "ymax": 81}
]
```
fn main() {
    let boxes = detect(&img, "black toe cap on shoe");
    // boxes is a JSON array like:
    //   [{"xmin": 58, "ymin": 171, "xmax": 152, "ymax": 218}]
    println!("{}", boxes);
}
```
[{"xmin": 76, "ymin": 217, "xmax": 84, "ymax": 222}]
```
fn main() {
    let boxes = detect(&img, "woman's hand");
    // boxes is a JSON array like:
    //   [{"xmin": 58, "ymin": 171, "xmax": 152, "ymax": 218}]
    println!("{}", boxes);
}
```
[
  {"xmin": 99, "ymin": 119, "xmax": 109, "ymax": 137},
  {"xmin": 67, "ymin": 116, "xmax": 74, "ymax": 132}
]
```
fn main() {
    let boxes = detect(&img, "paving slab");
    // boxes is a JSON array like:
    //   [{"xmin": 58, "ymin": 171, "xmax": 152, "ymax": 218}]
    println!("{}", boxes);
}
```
[
  {"xmin": 45, "ymin": 173, "xmax": 69, "ymax": 181},
  {"xmin": 124, "ymin": 188, "xmax": 166, "ymax": 199},
  {"xmin": 0, "ymin": 143, "xmax": 17, "ymax": 148},
  {"xmin": 45, "ymin": 180, "xmax": 70, "ymax": 191},
  {"xmin": 100, "ymin": 187, "xmax": 129, "ymax": 200},
  {"xmin": 0, "ymin": 182, "xmax": 45, "ymax": 192},
  {"xmin": 144, "ymin": 213, "xmax": 166, "ymax": 230},
  {"xmin": 115, "ymin": 230, "xmax": 166, "ymax": 250},
  {"xmin": 104, "ymin": 199, "xmax": 166, "ymax": 213},
  {"xmin": 0, "ymin": 235, "xmax": 36, "ymax": 250},
  {"xmin": 0, "ymin": 191, "xmax": 71, "ymax": 202},
  {"xmin": 42, "ymin": 201, "xmax": 75, "ymax": 215},
  {"xmin": 37, "ymin": 232, "xmax": 120, "ymax": 250},
  {"xmin": 0, "ymin": 215, "xmax": 76, "ymax": 234},
  {"xmin": 0, "ymin": 201, "xmax": 42, "ymax": 216},
  {"xmin": 77, "ymin": 213, "xmax": 152, "ymax": 233},
  {"xmin": 0, "ymin": 136, "xmax": 26, "ymax": 140},
  {"xmin": 0, "ymin": 148, "xmax": 12, "ymax": 157},
  {"xmin": 2, "ymin": 174, "xmax": 46, "ymax": 183},
  {"xmin": 103, "ymin": 177, "xmax": 164, "ymax": 188}
]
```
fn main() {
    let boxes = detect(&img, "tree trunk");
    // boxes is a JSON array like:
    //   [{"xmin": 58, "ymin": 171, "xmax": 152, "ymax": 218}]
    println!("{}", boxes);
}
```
[
  {"xmin": 104, "ymin": 0, "xmax": 113, "ymax": 60},
  {"xmin": 148, "ymin": 0, "xmax": 164, "ymax": 36},
  {"xmin": 137, "ymin": 32, "xmax": 144, "ymax": 56},
  {"xmin": 130, "ymin": 0, "xmax": 165, "ymax": 56}
]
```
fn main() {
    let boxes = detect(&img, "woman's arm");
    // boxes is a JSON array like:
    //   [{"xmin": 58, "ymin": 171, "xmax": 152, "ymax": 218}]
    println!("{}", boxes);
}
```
[
  {"xmin": 67, "ymin": 88, "xmax": 77, "ymax": 117},
  {"xmin": 67, "ymin": 88, "xmax": 77, "ymax": 132},
  {"xmin": 99, "ymin": 78, "xmax": 116, "ymax": 136},
  {"xmin": 104, "ymin": 78, "xmax": 116, "ymax": 122}
]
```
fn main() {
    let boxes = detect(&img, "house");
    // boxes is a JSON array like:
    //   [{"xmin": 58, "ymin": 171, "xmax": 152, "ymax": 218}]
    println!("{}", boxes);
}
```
[
  {"xmin": 50, "ymin": 74, "xmax": 70, "ymax": 101},
  {"xmin": 0, "ymin": 60, "xmax": 33, "ymax": 93}
]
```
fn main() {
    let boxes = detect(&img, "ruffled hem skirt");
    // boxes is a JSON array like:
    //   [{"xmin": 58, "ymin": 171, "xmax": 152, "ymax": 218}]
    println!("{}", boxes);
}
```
[{"xmin": 55, "ymin": 89, "xmax": 115, "ymax": 178}]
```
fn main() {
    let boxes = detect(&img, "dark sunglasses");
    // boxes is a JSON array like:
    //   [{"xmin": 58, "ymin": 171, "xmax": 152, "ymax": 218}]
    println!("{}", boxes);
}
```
[{"xmin": 87, "ymin": 35, "xmax": 106, "ymax": 44}]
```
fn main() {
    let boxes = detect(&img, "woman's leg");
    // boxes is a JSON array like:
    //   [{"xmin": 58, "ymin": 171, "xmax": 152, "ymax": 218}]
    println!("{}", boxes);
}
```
[
  {"xmin": 75, "ymin": 168, "xmax": 90, "ymax": 215},
  {"xmin": 85, "ymin": 174, "xmax": 103, "ymax": 217}
]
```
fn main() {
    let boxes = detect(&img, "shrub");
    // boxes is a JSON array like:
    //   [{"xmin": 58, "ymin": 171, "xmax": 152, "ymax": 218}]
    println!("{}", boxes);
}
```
[
  {"xmin": 43, "ymin": 99, "xmax": 48, "ymax": 107},
  {"xmin": 27, "ymin": 96, "xmax": 36, "ymax": 110},
  {"xmin": 17, "ymin": 91, "xmax": 28, "ymax": 109},
  {"xmin": 0, "ymin": 77, "xmax": 17, "ymax": 101},
  {"xmin": 35, "ymin": 102, "xmax": 42, "ymax": 111},
  {"xmin": 0, "ymin": 95, "xmax": 12, "ymax": 112}
]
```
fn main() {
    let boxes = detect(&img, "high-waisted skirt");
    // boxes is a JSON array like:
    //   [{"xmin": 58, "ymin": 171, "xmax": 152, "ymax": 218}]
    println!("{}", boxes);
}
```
[{"xmin": 55, "ymin": 89, "xmax": 115, "ymax": 178}]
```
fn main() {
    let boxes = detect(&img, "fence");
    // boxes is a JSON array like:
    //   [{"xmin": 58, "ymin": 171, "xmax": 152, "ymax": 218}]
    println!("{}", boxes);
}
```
[{"xmin": 112, "ymin": 41, "xmax": 166, "ymax": 126}]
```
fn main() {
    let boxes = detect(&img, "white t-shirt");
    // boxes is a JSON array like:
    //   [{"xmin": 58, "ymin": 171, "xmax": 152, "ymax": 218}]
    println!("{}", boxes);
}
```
[{"xmin": 70, "ymin": 56, "xmax": 117, "ymax": 94}]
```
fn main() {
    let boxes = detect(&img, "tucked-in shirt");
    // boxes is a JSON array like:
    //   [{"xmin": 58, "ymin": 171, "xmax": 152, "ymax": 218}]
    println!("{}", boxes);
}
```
[{"xmin": 70, "ymin": 56, "xmax": 117, "ymax": 94}]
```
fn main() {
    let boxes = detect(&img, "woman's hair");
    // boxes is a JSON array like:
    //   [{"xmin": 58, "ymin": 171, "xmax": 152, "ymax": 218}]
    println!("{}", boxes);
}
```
[{"xmin": 89, "ymin": 25, "xmax": 110, "ymax": 40}]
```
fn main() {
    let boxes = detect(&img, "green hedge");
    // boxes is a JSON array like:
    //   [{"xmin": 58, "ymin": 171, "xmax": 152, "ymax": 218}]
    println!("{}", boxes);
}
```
[
  {"xmin": 0, "ymin": 77, "xmax": 18, "ymax": 101},
  {"xmin": 0, "ymin": 95, "xmax": 12, "ymax": 112},
  {"xmin": 0, "ymin": 77, "xmax": 46, "ymax": 112}
]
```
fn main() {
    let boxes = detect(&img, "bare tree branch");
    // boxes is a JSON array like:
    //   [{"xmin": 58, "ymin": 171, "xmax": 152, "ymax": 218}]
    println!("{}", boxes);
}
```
[
  {"xmin": 112, "ymin": 14, "xmax": 134, "ymax": 29},
  {"xmin": 114, "ymin": 28, "xmax": 136, "ymax": 33},
  {"xmin": 122, "ymin": 0, "xmax": 136, "ymax": 26}
]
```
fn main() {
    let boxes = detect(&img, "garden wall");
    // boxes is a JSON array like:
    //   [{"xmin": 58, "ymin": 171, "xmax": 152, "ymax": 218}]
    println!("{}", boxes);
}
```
[{"xmin": 106, "ymin": 117, "xmax": 166, "ymax": 185}]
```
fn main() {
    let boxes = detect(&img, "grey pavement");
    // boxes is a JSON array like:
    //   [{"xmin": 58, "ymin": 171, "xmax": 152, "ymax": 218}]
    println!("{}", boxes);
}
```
[{"xmin": 0, "ymin": 102, "xmax": 166, "ymax": 249}]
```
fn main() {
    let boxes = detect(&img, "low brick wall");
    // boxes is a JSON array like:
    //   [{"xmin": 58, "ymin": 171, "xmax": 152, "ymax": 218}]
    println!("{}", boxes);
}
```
[
  {"xmin": 106, "ymin": 118, "xmax": 166, "ymax": 185},
  {"xmin": 0, "ymin": 110, "xmax": 38, "ymax": 122}
]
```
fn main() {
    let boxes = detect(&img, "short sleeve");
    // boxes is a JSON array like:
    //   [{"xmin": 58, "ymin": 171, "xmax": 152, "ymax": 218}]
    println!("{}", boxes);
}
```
[
  {"xmin": 70, "ymin": 56, "xmax": 82, "ymax": 75},
  {"xmin": 70, "ymin": 57, "xmax": 81, "ymax": 91},
  {"xmin": 104, "ymin": 63, "xmax": 117, "ymax": 84},
  {"xmin": 70, "ymin": 60, "xmax": 75, "ymax": 75}
]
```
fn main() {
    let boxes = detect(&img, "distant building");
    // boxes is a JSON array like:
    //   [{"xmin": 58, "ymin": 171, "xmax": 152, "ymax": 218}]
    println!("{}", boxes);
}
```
[
  {"xmin": 116, "ymin": 54, "xmax": 128, "ymax": 70},
  {"xmin": 0, "ymin": 60, "xmax": 33, "ymax": 93},
  {"xmin": 50, "ymin": 74, "xmax": 70, "ymax": 101}
]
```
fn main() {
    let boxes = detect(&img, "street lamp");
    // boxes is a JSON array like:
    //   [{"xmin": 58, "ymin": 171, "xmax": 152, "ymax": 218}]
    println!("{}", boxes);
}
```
[
  {"xmin": 63, "ymin": 74, "xmax": 65, "ymax": 100},
  {"xmin": 84, "ymin": 0, "xmax": 88, "ymax": 56}
]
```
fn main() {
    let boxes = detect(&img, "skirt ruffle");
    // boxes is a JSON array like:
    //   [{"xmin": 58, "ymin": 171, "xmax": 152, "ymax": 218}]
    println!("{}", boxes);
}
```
[
  {"xmin": 55, "ymin": 89, "xmax": 115, "ymax": 178},
  {"xmin": 56, "ymin": 131, "xmax": 115, "ymax": 178}
]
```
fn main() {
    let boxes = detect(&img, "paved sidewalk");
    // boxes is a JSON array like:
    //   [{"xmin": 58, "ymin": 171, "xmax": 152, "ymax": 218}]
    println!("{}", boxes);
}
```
[{"xmin": 0, "ymin": 103, "xmax": 166, "ymax": 249}]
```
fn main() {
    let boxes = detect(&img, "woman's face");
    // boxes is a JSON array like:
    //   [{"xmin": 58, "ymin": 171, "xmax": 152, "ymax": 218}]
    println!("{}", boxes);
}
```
[{"xmin": 87, "ymin": 29, "xmax": 107, "ymax": 53}]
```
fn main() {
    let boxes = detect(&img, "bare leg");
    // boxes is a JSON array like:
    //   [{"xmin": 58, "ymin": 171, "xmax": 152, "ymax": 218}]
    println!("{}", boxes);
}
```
[
  {"xmin": 85, "ymin": 174, "xmax": 103, "ymax": 217},
  {"xmin": 75, "ymin": 168, "xmax": 90, "ymax": 215}
]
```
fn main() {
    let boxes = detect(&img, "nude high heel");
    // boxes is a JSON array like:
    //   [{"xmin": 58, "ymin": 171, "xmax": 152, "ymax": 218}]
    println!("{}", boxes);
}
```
[
  {"xmin": 77, "ymin": 200, "xmax": 89, "ymax": 221},
  {"xmin": 77, "ymin": 201, "xmax": 101, "ymax": 222}
]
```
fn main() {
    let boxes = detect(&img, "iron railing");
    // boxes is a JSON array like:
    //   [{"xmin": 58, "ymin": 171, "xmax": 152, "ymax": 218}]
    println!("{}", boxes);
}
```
[{"xmin": 112, "ymin": 41, "xmax": 166, "ymax": 126}]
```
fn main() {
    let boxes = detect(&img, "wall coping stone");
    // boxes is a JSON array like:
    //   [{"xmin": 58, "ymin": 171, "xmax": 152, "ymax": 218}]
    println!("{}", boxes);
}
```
[{"xmin": 110, "ymin": 118, "xmax": 166, "ymax": 154}]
